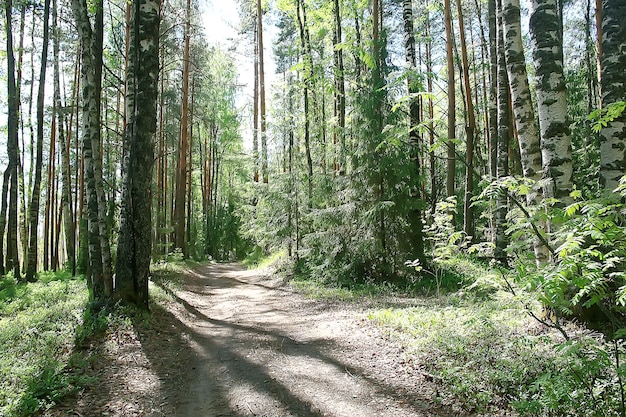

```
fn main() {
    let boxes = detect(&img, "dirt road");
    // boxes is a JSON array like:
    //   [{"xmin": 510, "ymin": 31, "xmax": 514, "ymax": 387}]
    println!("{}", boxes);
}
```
[{"xmin": 47, "ymin": 264, "xmax": 450, "ymax": 417}]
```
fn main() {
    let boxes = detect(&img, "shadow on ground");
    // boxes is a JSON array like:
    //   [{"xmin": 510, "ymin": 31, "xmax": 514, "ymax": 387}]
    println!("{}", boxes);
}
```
[
  {"xmin": 143, "ymin": 263, "xmax": 452, "ymax": 417},
  {"xmin": 45, "ymin": 263, "xmax": 454, "ymax": 417}
]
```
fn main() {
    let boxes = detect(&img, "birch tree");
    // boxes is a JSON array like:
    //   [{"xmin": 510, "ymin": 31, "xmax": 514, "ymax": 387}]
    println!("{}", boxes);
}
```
[
  {"xmin": 495, "ymin": 0, "xmax": 510, "ymax": 263},
  {"xmin": 502, "ymin": 0, "xmax": 549, "ymax": 264},
  {"xmin": 71, "ymin": 0, "xmax": 113, "ymax": 299},
  {"xmin": 116, "ymin": 0, "xmax": 161, "ymax": 309},
  {"xmin": 599, "ymin": 0, "xmax": 626, "ymax": 191},
  {"xmin": 529, "ymin": 0, "xmax": 573, "ymax": 204}
]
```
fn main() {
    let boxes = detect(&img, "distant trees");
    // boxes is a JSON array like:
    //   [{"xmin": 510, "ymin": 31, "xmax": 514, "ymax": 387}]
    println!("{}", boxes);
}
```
[{"xmin": 1, "ymin": 0, "xmax": 625, "ymax": 312}]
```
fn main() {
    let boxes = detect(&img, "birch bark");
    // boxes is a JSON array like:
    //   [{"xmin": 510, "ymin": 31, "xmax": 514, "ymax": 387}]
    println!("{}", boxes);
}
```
[{"xmin": 599, "ymin": 0, "xmax": 626, "ymax": 191}]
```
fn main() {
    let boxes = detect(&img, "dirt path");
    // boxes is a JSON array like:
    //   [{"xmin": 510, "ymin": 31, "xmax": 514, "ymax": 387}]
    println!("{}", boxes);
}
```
[{"xmin": 47, "ymin": 264, "xmax": 452, "ymax": 417}]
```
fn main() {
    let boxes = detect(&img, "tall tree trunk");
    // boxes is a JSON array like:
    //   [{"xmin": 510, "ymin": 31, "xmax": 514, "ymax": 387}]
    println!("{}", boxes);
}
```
[
  {"xmin": 402, "ymin": 0, "xmax": 425, "ymax": 263},
  {"xmin": 5, "ymin": 0, "xmax": 22, "ymax": 279},
  {"xmin": 502, "ymin": 0, "xmax": 549, "ymax": 264},
  {"xmin": 488, "ymin": 0, "xmax": 498, "ymax": 180},
  {"xmin": 25, "ymin": 0, "xmax": 51, "ymax": 282},
  {"xmin": 257, "ymin": 0, "xmax": 268, "ymax": 184},
  {"xmin": 157, "ymin": 44, "xmax": 166, "ymax": 256},
  {"xmin": 444, "ymin": 0, "xmax": 456, "ymax": 199},
  {"xmin": 253, "ymin": 23, "xmax": 260, "ymax": 183},
  {"xmin": 333, "ymin": 0, "xmax": 346, "ymax": 175},
  {"xmin": 44, "ymin": 92, "xmax": 56, "ymax": 272},
  {"xmin": 473, "ymin": 0, "xmax": 491, "ymax": 177},
  {"xmin": 296, "ymin": 0, "xmax": 314, "ymax": 207},
  {"xmin": 116, "ymin": 0, "xmax": 161, "ymax": 309},
  {"xmin": 71, "ymin": 0, "xmax": 112, "ymax": 299},
  {"xmin": 425, "ymin": 0, "xmax": 436, "ymax": 215},
  {"xmin": 584, "ymin": 0, "xmax": 597, "ymax": 113},
  {"xmin": 530, "ymin": 0, "xmax": 573, "ymax": 204},
  {"xmin": 372, "ymin": 0, "xmax": 387, "ymax": 253},
  {"xmin": 596, "ymin": 0, "xmax": 603, "ymax": 105},
  {"xmin": 175, "ymin": 0, "xmax": 191, "ymax": 257},
  {"xmin": 599, "ymin": 0, "xmax": 626, "ymax": 191},
  {"xmin": 21, "ymin": 10, "xmax": 37, "ymax": 271},
  {"xmin": 0, "ymin": 168, "xmax": 9, "ymax": 275},
  {"xmin": 91, "ymin": 1, "xmax": 113, "ymax": 297},
  {"xmin": 10, "ymin": 3, "xmax": 27, "ymax": 275},
  {"xmin": 456, "ymin": 0, "xmax": 476, "ymax": 238},
  {"xmin": 186, "ymin": 78, "xmax": 195, "ymax": 252},
  {"xmin": 494, "ymin": 0, "xmax": 510, "ymax": 263},
  {"xmin": 64, "ymin": 51, "xmax": 80, "ymax": 275}
]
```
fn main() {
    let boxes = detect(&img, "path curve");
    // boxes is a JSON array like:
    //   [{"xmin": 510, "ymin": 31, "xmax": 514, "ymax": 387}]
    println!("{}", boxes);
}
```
[
  {"xmin": 170, "ymin": 263, "xmax": 446, "ymax": 417},
  {"xmin": 44, "ymin": 263, "xmax": 452, "ymax": 417}
]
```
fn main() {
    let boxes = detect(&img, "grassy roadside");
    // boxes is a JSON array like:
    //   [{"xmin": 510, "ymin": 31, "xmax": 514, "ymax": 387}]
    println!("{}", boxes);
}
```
[
  {"xmin": 0, "ymin": 261, "xmax": 185, "ymax": 417},
  {"xmin": 282, "ymin": 255, "xmax": 623, "ymax": 416},
  {"xmin": 0, "ymin": 272, "xmax": 94, "ymax": 416}
]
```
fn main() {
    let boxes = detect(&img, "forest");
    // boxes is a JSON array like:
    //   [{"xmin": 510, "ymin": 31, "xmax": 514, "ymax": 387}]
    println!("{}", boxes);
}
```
[{"xmin": 2, "ymin": 0, "xmax": 626, "ymax": 415}]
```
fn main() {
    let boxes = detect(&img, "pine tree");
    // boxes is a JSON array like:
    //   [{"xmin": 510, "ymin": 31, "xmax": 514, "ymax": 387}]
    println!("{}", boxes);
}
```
[
  {"xmin": 401, "ymin": 0, "xmax": 425, "ymax": 263},
  {"xmin": 25, "ymin": 0, "xmax": 51, "ymax": 282}
]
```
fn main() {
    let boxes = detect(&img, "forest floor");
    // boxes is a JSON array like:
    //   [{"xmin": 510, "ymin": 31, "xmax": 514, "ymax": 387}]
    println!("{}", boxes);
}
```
[{"xmin": 44, "ymin": 263, "xmax": 463, "ymax": 417}]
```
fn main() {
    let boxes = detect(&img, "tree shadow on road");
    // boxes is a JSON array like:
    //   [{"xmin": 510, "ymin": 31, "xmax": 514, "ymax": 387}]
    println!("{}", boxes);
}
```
[{"xmin": 140, "ymin": 263, "xmax": 454, "ymax": 417}]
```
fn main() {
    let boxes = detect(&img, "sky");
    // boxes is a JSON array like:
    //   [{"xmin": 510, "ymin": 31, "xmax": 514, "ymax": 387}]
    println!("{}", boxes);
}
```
[
  {"xmin": 201, "ymin": 0, "xmax": 241, "ymax": 46},
  {"xmin": 200, "ymin": 0, "xmax": 277, "ymax": 149}
]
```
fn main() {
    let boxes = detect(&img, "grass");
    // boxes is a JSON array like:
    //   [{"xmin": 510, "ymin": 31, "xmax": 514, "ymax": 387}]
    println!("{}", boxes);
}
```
[
  {"xmin": 151, "ymin": 258, "xmax": 199, "ymax": 302},
  {"xmin": 367, "ymin": 290, "xmax": 556, "ymax": 412},
  {"xmin": 0, "ymin": 272, "xmax": 93, "ymax": 416},
  {"xmin": 0, "ymin": 266, "xmax": 173, "ymax": 417},
  {"xmin": 242, "ymin": 247, "xmax": 286, "ymax": 269},
  {"xmin": 287, "ymin": 254, "xmax": 622, "ymax": 415}
]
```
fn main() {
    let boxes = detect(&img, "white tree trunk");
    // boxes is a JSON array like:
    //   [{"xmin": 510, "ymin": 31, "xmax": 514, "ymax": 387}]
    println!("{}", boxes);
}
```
[
  {"xmin": 529, "ymin": 0, "xmax": 573, "ymax": 205},
  {"xmin": 503, "ymin": 0, "xmax": 549, "ymax": 264},
  {"xmin": 599, "ymin": 0, "xmax": 626, "ymax": 191}
]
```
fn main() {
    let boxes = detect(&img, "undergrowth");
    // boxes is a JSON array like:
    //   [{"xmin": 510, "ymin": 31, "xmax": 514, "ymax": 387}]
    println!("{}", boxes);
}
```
[
  {"xmin": 242, "ymin": 248, "xmax": 286, "ymax": 269},
  {"xmin": 150, "ymin": 258, "xmax": 199, "ymax": 300},
  {"xmin": 287, "ymin": 254, "xmax": 626, "ymax": 416},
  {"xmin": 0, "ymin": 272, "xmax": 94, "ymax": 416}
]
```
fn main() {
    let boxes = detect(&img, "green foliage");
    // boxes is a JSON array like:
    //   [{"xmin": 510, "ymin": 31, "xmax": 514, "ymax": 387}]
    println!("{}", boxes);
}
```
[
  {"xmin": 0, "ymin": 273, "xmax": 92, "ymax": 416},
  {"xmin": 366, "ymin": 255, "xmax": 626, "ymax": 416},
  {"xmin": 588, "ymin": 101, "xmax": 626, "ymax": 134},
  {"xmin": 366, "ymin": 258, "xmax": 556, "ymax": 413},
  {"xmin": 513, "ymin": 337, "xmax": 625, "ymax": 416},
  {"xmin": 527, "ymin": 183, "xmax": 626, "ymax": 334},
  {"xmin": 425, "ymin": 196, "xmax": 470, "ymax": 260},
  {"xmin": 566, "ymin": 70, "xmax": 601, "ymax": 194},
  {"xmin": 243, "ymin": 248, "xmax": 286, "ymax": 269}
]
